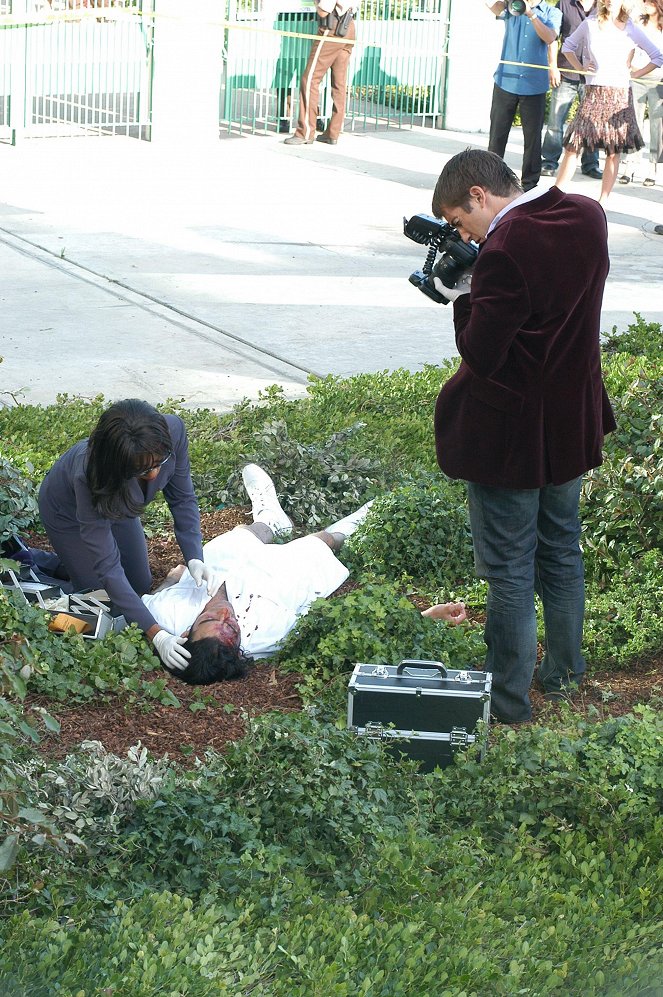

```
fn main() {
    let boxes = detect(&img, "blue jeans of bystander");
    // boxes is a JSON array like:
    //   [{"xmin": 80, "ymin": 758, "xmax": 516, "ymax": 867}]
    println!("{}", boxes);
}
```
[
  {"xmin": 467, "ymin": 477, "xmax": 586, "ymax": 723},
  {"xmin": 541, "ymin": 79, "xmax": 599, "ymax": 173},
  {"xmin": 621, "ymin": 78, "xmax": 663, "ymax": 175}
]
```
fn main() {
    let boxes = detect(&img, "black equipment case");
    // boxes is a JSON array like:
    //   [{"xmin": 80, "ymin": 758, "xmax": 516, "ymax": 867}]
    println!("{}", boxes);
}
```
[{"xmin": 347, "ymin": 659, "xmax": 492, "ymax": 771}]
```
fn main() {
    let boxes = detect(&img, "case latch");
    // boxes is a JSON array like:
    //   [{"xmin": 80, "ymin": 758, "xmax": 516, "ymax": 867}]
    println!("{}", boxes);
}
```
[
  {"xmin": 450, "ymin": 726, "xmax": 469, "ymax": 748},
  {"xmin": 369, "ymin": 665, "xmax": 390, "ymax": 678}
]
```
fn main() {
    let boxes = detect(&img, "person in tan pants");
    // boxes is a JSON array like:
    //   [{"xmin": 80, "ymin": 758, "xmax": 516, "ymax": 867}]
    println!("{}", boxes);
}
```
[{"xmin": 284, "ymin": 0, "xmax": 355, "ymax": 146}]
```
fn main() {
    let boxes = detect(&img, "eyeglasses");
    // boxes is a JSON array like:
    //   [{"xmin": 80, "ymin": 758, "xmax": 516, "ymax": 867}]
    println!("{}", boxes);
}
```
[{"xmin": 136, "ymin": 452, "xmax": 172, "ymax": 477}]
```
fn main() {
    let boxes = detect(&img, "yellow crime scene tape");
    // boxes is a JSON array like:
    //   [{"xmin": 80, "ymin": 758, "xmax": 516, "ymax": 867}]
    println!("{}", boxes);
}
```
[{"xmin": 0, "ymin": 5, "xmax": 598, "ymax": 66}]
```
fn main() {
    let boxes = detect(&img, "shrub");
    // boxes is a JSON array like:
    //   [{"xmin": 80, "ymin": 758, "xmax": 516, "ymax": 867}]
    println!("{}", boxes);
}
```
[
  {"xmin": 0, "ymin": 458, "xmax": 39, "ymax": 545},
  {"xmin": 275, "ymin": 579, "xmax": 486, "ymax": 690},
  {"xmin": 0, "ymin": 590, "xmax": 169, "ymax": 705},
  {"xmin": 582, "ymin": 357, "xmax": 662, "ymax": 582},
  {"xmin": 217, "ymin": 419, "xmax": 387, "ymax": 527},
  {"xmin": 603, "ymin": 312, "xmax": 663, "ymax": 361},
  {"xmin": 584, "ymin": 551, "xmax": 663, "ymax": 668},
  {"xmin": 0, "ymin": 395, "xmax": 105, "ymax": 481},
  {"xmin": 1, "ymin": 711, "xmax": 662, "ymax": 996},
  {"xmin": 344, "ymin": 475, "xmax": 474, "ymax": 589}
]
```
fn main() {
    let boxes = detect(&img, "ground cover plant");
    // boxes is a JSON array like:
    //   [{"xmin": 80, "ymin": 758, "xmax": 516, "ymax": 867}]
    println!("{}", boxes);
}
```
[{"xmin": 0, "ymin": 314, "xmax": 662, "ymax": 994}]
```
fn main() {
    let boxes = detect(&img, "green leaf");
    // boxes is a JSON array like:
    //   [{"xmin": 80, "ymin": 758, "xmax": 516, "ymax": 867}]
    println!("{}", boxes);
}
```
[{"xmin": 0, "ymin": 834, "xmax": 20, "ymax": 873}]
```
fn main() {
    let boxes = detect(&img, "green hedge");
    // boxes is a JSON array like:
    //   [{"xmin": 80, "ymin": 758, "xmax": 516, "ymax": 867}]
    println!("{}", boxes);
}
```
[{"xmin": 1, "ymin": 709, "xmax": 662, "ymax": 995}]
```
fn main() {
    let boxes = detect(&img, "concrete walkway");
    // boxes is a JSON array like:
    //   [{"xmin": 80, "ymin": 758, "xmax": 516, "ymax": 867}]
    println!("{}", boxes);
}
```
[{"xmin": 1, "ymin": 126, "xmax": 662, "ymax": 411}]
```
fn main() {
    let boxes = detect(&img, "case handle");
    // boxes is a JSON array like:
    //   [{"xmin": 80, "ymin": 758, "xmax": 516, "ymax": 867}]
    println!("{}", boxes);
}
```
[{"xmin": 396, "ymin": 658, "xmax": 448, "ymax": 678}]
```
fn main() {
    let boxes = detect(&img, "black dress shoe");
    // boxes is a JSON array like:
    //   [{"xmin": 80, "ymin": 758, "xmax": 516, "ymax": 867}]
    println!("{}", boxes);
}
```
[
  {"xmin": 582, "ymin": 168, "xmax": 603, "ymax": 180},
  {"xmin": 316, "ymin": 133, "xmax": 337, "ymax": 145},
  {"xmin": 490, "ymin": 712, "xmax": 531, "ymax": 725}
]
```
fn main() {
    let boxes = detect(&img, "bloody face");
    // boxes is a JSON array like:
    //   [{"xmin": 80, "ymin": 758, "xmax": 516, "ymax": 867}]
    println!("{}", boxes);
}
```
[{"xmin": 189, "ymin": 594, "xmax": 242, "ymax": 649}]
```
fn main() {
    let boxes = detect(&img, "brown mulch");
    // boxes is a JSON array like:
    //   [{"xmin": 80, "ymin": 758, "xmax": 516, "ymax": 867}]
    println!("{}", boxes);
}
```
[
  {"xmin": 22, "ymin": 512, "xmax": 663, "ymax": 764},
  {"xmin": 34, "ymin": 664, "xmax": 305, "ymax": 765}
]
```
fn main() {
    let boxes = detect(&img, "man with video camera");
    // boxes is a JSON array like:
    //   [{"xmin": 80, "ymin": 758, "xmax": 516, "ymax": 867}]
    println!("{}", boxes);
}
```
[
  {"xmin": 485, "ymin": 0, "xmax": 562, "ymax": 191},
  {"xmin": 430, "ymin": 148, "xmax": 615, "ymax": 725}
]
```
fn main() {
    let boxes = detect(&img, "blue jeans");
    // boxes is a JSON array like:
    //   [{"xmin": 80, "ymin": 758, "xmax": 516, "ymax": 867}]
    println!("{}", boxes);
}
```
[
  {"xmin": 467, "ymin": 478, "xmax": 586, "ymax": 723},
  {"xmin": 541, "ymin": 80, "xmax": 599, "ymax": 173},
  {"xmin": 622, "ymin": 78, "xmax": 663, "ymax": 172}
]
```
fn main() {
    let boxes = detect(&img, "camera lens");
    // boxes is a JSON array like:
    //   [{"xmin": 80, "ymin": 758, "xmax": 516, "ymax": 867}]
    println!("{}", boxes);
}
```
[
  {"xmin": 431, "ymin": 236, "xmax": 478, "ymax": 290},
  {"xmin": 509, "ymin": 0, "xmax": 527, "ymax": 13}
]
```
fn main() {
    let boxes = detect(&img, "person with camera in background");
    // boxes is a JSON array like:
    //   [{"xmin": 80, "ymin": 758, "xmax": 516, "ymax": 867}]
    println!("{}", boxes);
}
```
[
  {"xmin": 485, "ymin": 0, "xmax": 562, "ymax": 190},
  {"xmin": 430, "ymin": 148, "xmax": 616, "ymax": 724},
  {"xmin": 540, "ymin": 0, "xmax": 603, "ymax": 180},
  {"xmin": 284, "ymin": 0, "xmax": 355, "ymax": 146}
]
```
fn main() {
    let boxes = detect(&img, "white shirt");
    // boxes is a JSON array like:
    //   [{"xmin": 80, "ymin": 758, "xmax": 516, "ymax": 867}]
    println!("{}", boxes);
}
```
[
  {"xmin": 142, "ymin": 528, "xmax": 349, "ymax": 658},
  {"xmin": 563, "ymin": 16, "xmax": 663, "ymax": 88},
  {"xmin": 630, "ymin": 20, "xmax": 663, "ymax": 81}
]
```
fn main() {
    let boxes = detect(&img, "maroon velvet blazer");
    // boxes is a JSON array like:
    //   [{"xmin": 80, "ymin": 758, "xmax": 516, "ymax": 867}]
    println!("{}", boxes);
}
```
[{"xmin": 435, "ymin": 187, "xmax": 616, "ymax": 489}]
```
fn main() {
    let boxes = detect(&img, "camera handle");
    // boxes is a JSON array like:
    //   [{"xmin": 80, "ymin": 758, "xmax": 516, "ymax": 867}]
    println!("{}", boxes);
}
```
[{"xmin": 421, "ymin": 244, "xmax": 438, "ymax": 276}]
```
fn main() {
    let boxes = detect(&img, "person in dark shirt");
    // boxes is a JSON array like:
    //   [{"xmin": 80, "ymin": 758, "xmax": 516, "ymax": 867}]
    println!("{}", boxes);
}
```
[{"xmin": 38, "ymin": 398, "xmax": 219, "ymax": 672}]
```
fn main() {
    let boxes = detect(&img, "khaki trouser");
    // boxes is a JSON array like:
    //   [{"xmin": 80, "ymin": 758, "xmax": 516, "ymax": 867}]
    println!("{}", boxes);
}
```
[{"xmin": 294, "ymin": 21, "xmax": 355, "ymax": 142}]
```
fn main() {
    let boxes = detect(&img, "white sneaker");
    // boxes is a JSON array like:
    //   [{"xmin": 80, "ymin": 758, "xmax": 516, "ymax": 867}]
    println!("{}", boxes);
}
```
[
  {"xmin": 241, "ymin": 464, "xmax": 293, "ymax": 536},
  {"xmin": 326, "ymin": 500, "xmax": 375, "ymax": 538}
]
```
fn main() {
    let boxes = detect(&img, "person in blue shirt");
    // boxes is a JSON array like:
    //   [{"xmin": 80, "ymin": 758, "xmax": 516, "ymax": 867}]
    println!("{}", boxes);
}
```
[{"xmin": 486, "ymin": 0, "xmax": 562, "ymax": 190}]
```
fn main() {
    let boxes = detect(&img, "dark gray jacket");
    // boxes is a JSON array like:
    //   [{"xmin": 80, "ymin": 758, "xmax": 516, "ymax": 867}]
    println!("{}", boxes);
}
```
[{"xmin": 38, "ymin": 414, "xmax": 203, "ymax": 631}]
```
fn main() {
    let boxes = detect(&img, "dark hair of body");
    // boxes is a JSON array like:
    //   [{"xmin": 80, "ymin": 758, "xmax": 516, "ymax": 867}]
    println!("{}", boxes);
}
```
[
  {"xmin": 170, "ymin": 637, "xmax": 253, "ymax": 685},
  {"xmin": 86, "ymin": 399, "xmax": 172, "ymax": 519},
  {"xmin": 432, "ymin": 149, "xmax": 522, "ymax": 217}
]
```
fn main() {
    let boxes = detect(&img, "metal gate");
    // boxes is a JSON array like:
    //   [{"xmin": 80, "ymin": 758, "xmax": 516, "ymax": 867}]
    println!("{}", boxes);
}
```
[
  {"xmin": 0, "ymin": 0, "xmax": 154, "ymax": 143},
  {"xmin": 222, "ymin": 0, "xmax": 451, "ymax": 135}
]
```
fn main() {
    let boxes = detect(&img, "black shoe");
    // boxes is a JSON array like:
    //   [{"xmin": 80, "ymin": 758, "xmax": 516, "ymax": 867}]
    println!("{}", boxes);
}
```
[
  {"xmin": 654, "ymin": 225, "xmax": 663, "ymax": 236},
  {"xmin": 540, "ymin": 166, "xmax": 557, "ymax": 177},
  {"xmin": 543, "ymin": 690, "xmax": 569, "ymax": 704},
  {"xmin": 490, "ymin": 712, "xmax": 531, "ymax": 726},
  {"xmin": 316, "ymin": 133, "xmax": 337, "ymax": 145},
  {"xmin": 278, "ymin": 119, "xmax": 290, "ymax": 134},
  {"xmin": 582, "ymin": 168, "xmax": 603, "ymax": 180}
]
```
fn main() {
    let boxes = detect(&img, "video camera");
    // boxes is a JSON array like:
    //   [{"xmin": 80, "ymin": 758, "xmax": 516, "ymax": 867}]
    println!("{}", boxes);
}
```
[
  {"xmin": 508, "ymin": 1, "xmax": 527, "ymax": 13},
  {"xmin": 403, "ymin": 214, "xmax": 479, "ymax": 305}
]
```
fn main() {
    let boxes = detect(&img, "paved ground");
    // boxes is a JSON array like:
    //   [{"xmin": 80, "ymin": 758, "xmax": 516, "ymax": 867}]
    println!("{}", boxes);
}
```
[{"xmin": 1, "ymin": 126, "xmax": 662, "ymax": 411}]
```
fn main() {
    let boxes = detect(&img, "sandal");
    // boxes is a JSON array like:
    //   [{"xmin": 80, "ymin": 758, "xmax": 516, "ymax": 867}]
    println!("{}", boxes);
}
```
[
  {"xmin": 618, "ymin": 173, "xmax": 634, "ymax": 185},
  {"xmin": 643, "ymin": 176, "xmax": 655, "ymax": 187}
]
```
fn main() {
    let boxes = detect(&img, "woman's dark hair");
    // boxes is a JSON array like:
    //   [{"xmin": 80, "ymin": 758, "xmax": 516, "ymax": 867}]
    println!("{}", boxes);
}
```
[
  {"xmin": 86, "ymin": 399, "xmax": 172, "ymax": 519},
  {"xmin": 432, "ymin": 148, "xmax": 522, "ymax": 217},
  {"xmin": 168, "ymin": 637, "xmax": 252, "ymax": 685}
]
